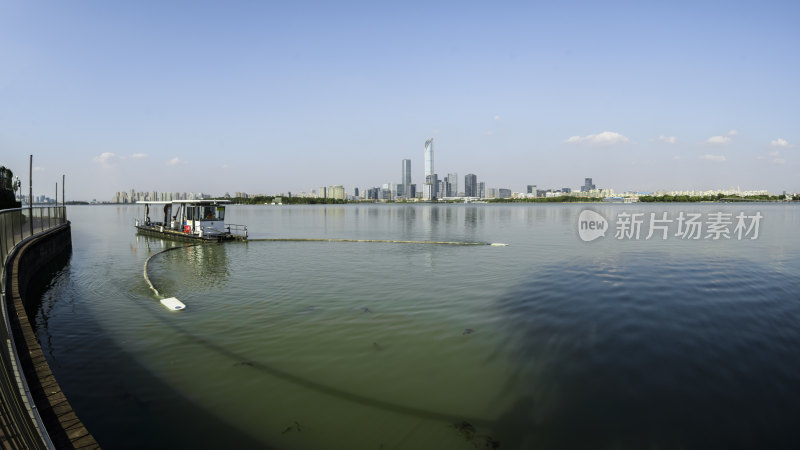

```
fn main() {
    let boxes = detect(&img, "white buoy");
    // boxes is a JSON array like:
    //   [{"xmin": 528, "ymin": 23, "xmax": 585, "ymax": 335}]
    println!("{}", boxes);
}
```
[{"xmin": 160, "ymin": 297, "xmax": 186, "ymax": 310}]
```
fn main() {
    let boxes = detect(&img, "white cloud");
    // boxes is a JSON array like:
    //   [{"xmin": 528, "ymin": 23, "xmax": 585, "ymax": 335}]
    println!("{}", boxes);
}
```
[
  {"xmin": 768, "ymin": 150, "xmax": 780, "ymax": 157},
  {"xmin": 33, "ymin": 166, "xmax": 44, "ymax": 172},
  {"xmin": 771, "ymin": 138, "xmax": 790, "ymax": 147},
  {"xmin": 93, "ymin": 152, "xmax": 119, "ymax": 165},
  {"xmin": 484, "ymin": 130, "xmax": 494, "ymax": 135},
  {"xmin": 658, "ymin": 135, "xmax": 677, "ymax": 144},
  {"xmin": 131, "ymin": 153, "xmax": 148, "ymax": 159},
  {"xmin": 672, "ymin": 156, "xmax": 681, "ymax": 160},
  {"xmin": 728, "ymin": 129, "xmax": 738, "ymax": 136},
  {"xmin": 565, "ymin": 131, "xmax": 629, "ymax": 146},
  {"xmin": 701, "ymin": 154, "xmax": 726, "ymax": 162},
  {"xmin": 493, "ymin": 115, "xmax": 501, "ymax": 121},
  {"xmin": 772, "ymin": 158, "xmax": 787, "ymax": 165},
  {"xmin": 167, "ymin": 157, "xmax": 183, "ymax": 166},
  {"xmin": 705, "ymin": 135, "xmax": 731, "ymax": 145}
]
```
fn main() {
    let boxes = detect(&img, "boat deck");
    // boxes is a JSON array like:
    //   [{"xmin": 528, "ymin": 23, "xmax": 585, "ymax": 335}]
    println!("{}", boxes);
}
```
[{"xmin": 135, "ymin": 224, "xmax": 246, "ymax": 242}]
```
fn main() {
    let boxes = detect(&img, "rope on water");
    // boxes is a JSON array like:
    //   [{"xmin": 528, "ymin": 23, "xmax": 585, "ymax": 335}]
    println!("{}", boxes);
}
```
[
  {"xmin": 247, "ymin": 238, "xmax": 508, "ymax": 246},
  {"xmin": 142, "ymin": 238, "xmax": 505, "ymax": 310},
  {"xmin": 143, "ymin": 243, "xmax": 201, "ymax": 298}
]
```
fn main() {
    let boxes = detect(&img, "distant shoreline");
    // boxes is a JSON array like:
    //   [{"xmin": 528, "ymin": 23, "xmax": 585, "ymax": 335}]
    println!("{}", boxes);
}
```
[{"xmin": 75, "ymin": 197, "xmax": 798, "ymax": 206}]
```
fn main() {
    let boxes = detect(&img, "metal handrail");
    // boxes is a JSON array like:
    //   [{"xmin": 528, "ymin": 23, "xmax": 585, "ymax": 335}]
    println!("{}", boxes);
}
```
[
  {"xmin": 0, "ymin": 205, "xmax": 65, "ymax": 449},
  {"xmin": 1, "ymin": 206, "xmax": 67, "ymax": 268},
  {"xmin": 1, "ymin": 206, "xmax": 68, "ymax": 301}
]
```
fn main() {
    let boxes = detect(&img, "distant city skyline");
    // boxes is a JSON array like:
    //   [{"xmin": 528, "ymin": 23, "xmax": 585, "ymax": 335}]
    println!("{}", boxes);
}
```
[{"xmin": 2, "ymin": 2, "xmax": 798, "ymax": 200}]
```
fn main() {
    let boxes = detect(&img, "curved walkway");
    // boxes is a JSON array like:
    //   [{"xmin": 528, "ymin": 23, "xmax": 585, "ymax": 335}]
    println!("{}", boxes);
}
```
[{"xmin": 1, "ymin": 223, "xmax": 98, "ymax": 449}]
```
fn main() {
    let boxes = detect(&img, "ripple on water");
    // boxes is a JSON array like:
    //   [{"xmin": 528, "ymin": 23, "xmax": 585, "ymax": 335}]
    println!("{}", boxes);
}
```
[{"xmin": 490, "ymin": 252, "xmax": 800, "ymax": 449}]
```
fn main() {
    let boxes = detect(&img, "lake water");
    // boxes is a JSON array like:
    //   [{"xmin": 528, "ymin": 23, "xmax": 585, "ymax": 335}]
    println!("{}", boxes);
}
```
[{"xmin": 34, "ymin": 203, "xmax": 800, "ymax": 449}]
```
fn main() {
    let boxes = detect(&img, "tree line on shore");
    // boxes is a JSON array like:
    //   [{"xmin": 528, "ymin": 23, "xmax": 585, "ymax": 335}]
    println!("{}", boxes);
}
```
[
  {"xmin": 638, "ymin": 194, "xmax": 794, "ymax": 202},
  {"xmin": 488, "ymin": 196, "xmax": 604, "ymax": 203},
  {"xmin": 228, "ymin": 196, "xmax": 347, "ymax": 205},
  {"xmin": 226, "ymin": 194, "xmax": 798, "ymax": 205},
  {"xmin": 228, "ymin": 195, "xmax": 606, "ymax": 204}
]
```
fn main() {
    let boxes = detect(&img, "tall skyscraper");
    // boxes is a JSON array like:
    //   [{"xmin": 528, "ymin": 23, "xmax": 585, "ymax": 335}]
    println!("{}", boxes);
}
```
[
  {"xmin": 465, "ymin": 174, "xmax": 477, "ymax": 197},
  {"xmin": 581, "ymin": 178, "xmax": 596, "ymax": 192},
  {"xmin": 424, "ymin": 138, "xmax": 434, "ymax": 176},
  {"xmin": 401, "ymin": 159, "xmax": 411, "ymax": 198},
  {"xmin": 423, "ymin": 138, "xmax": 437, "ymax": 200}
]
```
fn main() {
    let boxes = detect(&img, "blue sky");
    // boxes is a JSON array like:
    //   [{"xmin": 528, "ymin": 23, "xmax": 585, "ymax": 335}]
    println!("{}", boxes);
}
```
[{"xmin": 1, "ymin": 1, "xmax": 798, "ymax": 200}]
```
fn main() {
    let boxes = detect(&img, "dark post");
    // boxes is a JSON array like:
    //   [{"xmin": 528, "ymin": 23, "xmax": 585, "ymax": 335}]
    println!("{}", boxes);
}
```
[
  {"xmin": 62, "ymin": 174, "xmax": 66, "ymax": 220},
  {"xmin": 29, "ymin": 154, "xmax": 33, "ymax": 236}
]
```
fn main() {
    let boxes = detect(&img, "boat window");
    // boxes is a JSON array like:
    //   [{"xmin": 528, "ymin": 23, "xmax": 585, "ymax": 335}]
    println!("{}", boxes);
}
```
[
  {"xmin": 216, "ymin": 207, "xmax": 225, "ymax": 220},
  {"xmin": 186, "ymin": 207, "xmax": 195, "ymax": 221},
  {"xmin": 202, "ymin": 206, "xmax": 215, "ymax": 220}
]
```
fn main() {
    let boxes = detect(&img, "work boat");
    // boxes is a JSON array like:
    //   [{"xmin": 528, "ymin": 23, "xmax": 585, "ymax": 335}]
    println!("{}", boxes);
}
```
[{"xmin": 135, "ymin": 200, "xmax": 247, "ymax": 242}]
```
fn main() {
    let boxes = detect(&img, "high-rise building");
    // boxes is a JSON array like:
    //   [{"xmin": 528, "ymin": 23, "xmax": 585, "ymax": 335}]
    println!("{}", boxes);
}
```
[
  {"xmin": 380, "ymin": 184, "xmax": 392, "ymax": 200},
  {"xmin": 465, "ymin": 174, "xmax": 477, "ymax": 197},
  {"xmin": 401, "ymin": 159, "xmax": 411, "ymax": 199},
  {"xmin": 527, "ymin": 185, "xmax": 537, "ymax": 194},
  {"xmin": 424, "ymin": 139, "xmax": 434, "ymax": 176},
  {"xmin": 447, "ymin": 172, "xmax": 458, "ymax": 197},
  {"xmin": 424, "ymin": 174, "xmax": 438, "ymax": 200},
  {"xmin": 478, "ymin": 182, "xmax": 486, "ymax": 199},
  {"xmin": 328, "ymin": 185, "xmax": 345, "ymax": 200},
  {"xmin": 581, "ymin": 178, "xmax": 596, "ymax": 192},
  {"xmin": 423, "ymin": 138, "xmax": 437, "ymax": 200}
]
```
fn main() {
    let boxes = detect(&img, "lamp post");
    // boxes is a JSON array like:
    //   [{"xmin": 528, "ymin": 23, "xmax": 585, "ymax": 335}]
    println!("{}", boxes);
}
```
[{"xmin": 29, "ymin": 155, "xmax": 33, "ymax": 235}]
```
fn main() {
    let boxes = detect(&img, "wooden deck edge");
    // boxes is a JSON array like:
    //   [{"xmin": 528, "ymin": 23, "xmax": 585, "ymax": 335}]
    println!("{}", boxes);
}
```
[{"xmin": 6, "ymin": 224, "xmax": 100, "ymax": 449}]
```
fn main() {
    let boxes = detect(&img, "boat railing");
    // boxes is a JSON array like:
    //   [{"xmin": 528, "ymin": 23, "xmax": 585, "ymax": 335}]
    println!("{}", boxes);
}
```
[{"xmin": 226, "ymin": 223, "xmax": 248, "ymax": 239}]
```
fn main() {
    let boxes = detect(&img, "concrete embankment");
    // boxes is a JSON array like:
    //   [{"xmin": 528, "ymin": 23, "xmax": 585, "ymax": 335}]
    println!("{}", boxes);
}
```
[{"xmin": 2, "ymin": 222, "xmax": 99, "ymax": 449}]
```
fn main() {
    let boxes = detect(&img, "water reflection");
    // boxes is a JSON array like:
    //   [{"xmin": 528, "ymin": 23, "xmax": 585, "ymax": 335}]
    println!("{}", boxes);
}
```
[{"xmin": 144, "ymin": 241, "xmax": 231, "ymax": 293}]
